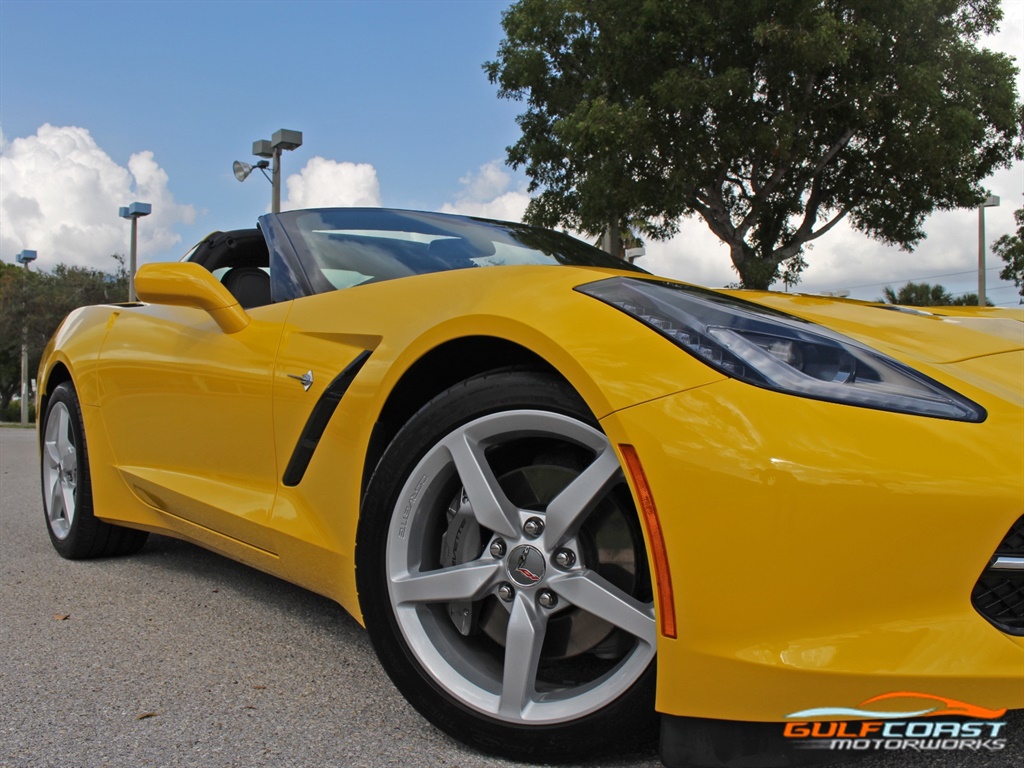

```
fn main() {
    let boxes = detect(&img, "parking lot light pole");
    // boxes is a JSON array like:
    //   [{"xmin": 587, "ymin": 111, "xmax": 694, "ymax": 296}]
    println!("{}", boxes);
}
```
[
  {"xmin": 234, "ymin": 129, "xmax": 302, "ymax": 213},
  {"xmin": 15, "ymin": 250, "xmax": 37, "ymax": 424},
  {"xmin": 978, "ymin": 195, "xmax": 1000, "ymax": 307},
  {"xmin": 119, "ymin": 202, "xmax": 152, "ymax": 301}
]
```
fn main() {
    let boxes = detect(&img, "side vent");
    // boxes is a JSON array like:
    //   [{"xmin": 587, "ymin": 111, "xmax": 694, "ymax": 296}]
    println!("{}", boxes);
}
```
[{"xmin": 282, "ymin": 351, "xmax": 371, "ymax": 487}]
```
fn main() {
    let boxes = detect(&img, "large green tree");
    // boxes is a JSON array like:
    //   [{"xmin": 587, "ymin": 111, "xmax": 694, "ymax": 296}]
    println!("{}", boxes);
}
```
[
  {"xmin": 0, "ymin": 257, "xmax": 128, "ymax": 415},
  {"xmin": 486, "ymin": 0, "xmax": 1023, "ymax": 289},
  {"xmin": 993, "ymin": 207, "xmax": 1024, "ymax": 300}
]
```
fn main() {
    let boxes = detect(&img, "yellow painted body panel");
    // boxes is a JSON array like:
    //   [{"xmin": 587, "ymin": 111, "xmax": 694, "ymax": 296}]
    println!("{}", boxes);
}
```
[
  {"xmin": 602, "ymin": 357, "xmax": 1024, "ymax": 720},
  {"xmin": 262, "ymin": 267, "xmax": 725, "ymax": 614},
  {"xmin": 38, "ymin": 262, "xmax": 1024, "ymax": 723},
  {"xmin": 96, "ymin": 302, "xmax": 289, "ymax": 551}
]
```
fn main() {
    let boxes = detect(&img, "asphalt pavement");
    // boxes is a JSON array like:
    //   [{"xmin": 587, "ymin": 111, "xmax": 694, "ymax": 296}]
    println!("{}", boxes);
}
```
[{"xmin": 1, "ymin": 425, "xmax": 1020, "ymax": 768}]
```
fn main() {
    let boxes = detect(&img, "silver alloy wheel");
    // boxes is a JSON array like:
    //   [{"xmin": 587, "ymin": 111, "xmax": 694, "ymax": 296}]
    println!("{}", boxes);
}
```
[
  {"xmin": 42, "ymin": 401, "xmax": 77, "ymax": 540},
  {"xmin": 386, "ymin": 409, "xmax": 657, "ymax": 725}
]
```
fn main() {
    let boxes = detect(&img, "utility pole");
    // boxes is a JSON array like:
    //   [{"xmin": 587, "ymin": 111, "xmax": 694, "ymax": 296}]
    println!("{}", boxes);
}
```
[
  {"xmin": 119, "ymin": 203, "xmax": 152, "ymax": 302},
  {"xmin": 15, "ymin": 250, "xmax": 37, "ymax": 424},
  {"xmin": 978, "ymin": 195, "xmax": 1000, "ymax": 307}
]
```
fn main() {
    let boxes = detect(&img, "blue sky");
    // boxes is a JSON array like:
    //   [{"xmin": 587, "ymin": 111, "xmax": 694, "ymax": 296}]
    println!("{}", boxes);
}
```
[
  {"xmin": 1, "ymin": 0, "xmax": 521, "ymax": 228},
  {"xmin": 1, "ymin": 0, "xmax": 1022, "ymax": 304}
]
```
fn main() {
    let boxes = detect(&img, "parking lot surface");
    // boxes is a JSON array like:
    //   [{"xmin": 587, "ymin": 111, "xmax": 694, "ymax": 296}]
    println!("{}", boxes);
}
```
[{"xmin": 1, "ymin": 426, "xmax": 1019, "ymax": 767}]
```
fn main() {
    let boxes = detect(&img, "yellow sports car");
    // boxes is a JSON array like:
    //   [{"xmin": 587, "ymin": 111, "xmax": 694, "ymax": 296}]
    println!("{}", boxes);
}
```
[{"xmin": 37, "ymin": 208, "xmax": 1023, "ymax": 766}]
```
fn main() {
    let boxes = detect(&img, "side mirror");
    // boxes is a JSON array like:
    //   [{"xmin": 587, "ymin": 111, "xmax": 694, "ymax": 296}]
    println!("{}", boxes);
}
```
[{"xmin": 135, "ymin": 262, "xmax": 250, "ymax": 334}]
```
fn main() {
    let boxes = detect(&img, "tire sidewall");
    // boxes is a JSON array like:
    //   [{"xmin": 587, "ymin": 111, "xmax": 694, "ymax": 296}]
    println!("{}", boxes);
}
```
[{"xmin": 41, "ymin": 382, "xmax": 95, "ymax": 558}]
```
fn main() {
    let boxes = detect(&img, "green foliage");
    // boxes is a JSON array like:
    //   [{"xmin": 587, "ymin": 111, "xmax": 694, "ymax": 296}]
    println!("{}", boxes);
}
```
[
  {"xmin": 993, "ymin": 207, "xmax": 1024, "ymax": 299},
  {"xmin": 2, "ymin": 399, "xmax": 35, "ymax": 423},
  {"xmin": 879, "ymin": 281, "xmax": 992, "ymax": 306},
  {"xmin": 486, "ymin": 0, "xmax": 1023, "ymax": 289},
  {"xmin": 949, "ymin": 293, "xmax": 993, "ymax": 306},
  {"xmin": 0, "ymin": 256, "xmax": 128, "ymax": 413}
]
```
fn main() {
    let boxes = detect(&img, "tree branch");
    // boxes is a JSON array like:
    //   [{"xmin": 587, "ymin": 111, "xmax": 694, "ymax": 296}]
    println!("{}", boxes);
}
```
[
  {"xmin": 775, "ymin": 207, "xmax": 851, "ymax": 261},
  {"xmin": 804, "ymin": 207, "xmax": 850, "ymax": 242},
  {"xmin": 692, "ymin": 193, "xmax": 737, "ymax": 244},
  {"xmin": 811, "ymin": 127, "xmax": 857, "ymax": 177}
]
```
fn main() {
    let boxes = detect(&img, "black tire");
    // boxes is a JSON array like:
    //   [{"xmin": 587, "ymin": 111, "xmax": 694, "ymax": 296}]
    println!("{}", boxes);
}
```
[
  {"xmin": 40, "ymin": 382, "xmax": 148, "ymax": 559},
  {"xmin": 357, "ymin": 370, "xmax": 657, "ymax": 762}
]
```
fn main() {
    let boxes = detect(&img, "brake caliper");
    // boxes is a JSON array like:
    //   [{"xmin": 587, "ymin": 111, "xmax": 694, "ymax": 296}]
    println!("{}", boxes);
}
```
[{"xmin": 440, "ymin": 488, "xmax": 482, "ymax": 636}]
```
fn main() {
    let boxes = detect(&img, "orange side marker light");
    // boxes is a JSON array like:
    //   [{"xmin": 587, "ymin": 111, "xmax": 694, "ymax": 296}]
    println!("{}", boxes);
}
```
[{"xmin": 619, "ymin": 444, "xmax": 676, "ymax": 639}]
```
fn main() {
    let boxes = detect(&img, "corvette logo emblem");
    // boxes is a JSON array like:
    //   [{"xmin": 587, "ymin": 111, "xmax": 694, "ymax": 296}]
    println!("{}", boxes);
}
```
[
  {"xmin": 287, "ymin": 370, "xmax": 314, "ymax": 391},
  {"xmin": 508, "ymin": 545, "xmax": 545, "ymax": 587},
  {"xmin": 515, "ymin": 550, "xmax": 540, "ymax": 581}
]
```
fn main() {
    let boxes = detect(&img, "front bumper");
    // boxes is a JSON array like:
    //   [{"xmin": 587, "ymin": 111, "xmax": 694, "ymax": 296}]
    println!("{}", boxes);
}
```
[{"xmin": 600, "ymin": 376, "xmax": 1024, "ymax": 724}]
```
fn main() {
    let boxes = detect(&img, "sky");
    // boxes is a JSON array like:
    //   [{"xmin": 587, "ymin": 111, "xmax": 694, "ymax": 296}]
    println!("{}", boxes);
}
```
[{"xmin": 1, "ymin": 0, "xmax": 1022, "ymax": 305}]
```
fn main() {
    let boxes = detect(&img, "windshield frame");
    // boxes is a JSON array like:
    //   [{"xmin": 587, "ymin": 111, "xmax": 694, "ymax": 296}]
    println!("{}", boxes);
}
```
[{"xmin": 258, "ymin": 208, "xmax": 645, "ymax": 298}]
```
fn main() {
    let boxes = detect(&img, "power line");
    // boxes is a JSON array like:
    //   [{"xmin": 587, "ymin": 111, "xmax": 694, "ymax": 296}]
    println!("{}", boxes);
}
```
[
  {"xmin": 950, "ymin": 284, "xmax": 1016, "ymax": 297},
  {"xmin": 836, "ymin": 266, "xmax": 1007, "ymax": 292}
]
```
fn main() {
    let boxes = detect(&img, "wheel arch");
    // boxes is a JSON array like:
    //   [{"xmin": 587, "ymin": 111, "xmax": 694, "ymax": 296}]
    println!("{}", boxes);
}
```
[
  {"xmin": 360, "ymin": 335, "xmax": 564, "ymax": 498},
  {"xmin": 38, "ymin": 360, "xmax": 72, "ymax": 433},
  {"xmin": 37, "ymin": 304, "xmax": 122, "ymax": 418}
]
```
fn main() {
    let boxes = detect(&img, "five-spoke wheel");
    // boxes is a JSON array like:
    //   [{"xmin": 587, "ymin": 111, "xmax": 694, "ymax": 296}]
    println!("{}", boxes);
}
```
[
  {"xmin": 41, "ymin": 382, "xmax": 148, "ymax": 558},
  {"xmin": 42, "ymin": 397, "xmax": 79, "ymax": 541},
  {"xmin": 358, "ymin": 370, "xmax": 657, "ymax": 761}
]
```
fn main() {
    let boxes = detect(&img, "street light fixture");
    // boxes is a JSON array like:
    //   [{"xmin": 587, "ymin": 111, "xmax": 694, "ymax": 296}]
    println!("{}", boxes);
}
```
[
  {"xmin": 978, "ymin": 195, "xmax": 1000, "ymax": 307},
  {"xmin": 119, "ymin": 202, "xmax": 152, "ymax": 302},
  {"xmin": 233, "ymin": 128, "xmax": 303, "ymax": 213},
  {"xmin": 15, "ymin": 250, "xmax": 38, "ymax": 424},
  {"xmin": 233, "ymin": 159, "xmax": 270, "ymax": 182}
]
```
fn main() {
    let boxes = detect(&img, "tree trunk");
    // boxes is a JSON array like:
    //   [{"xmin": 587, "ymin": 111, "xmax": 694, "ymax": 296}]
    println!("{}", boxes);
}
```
[
  {"xmin": 602, "ymin": 221, "xmax": 622, "ymax": 258},
  {"xmin": 730, "ymin": 241, "xmax": 779, "ymax": 290}
]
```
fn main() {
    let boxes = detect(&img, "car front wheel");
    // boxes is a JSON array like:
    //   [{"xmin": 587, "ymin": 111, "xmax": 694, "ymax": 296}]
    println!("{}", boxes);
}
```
[
  {"xmin": 41, "ymin": 381, "xmax": 148, "ymax": 558},
  {"xmin": 357, "ymin": 370, "xmax": 658, "ymax": 761}
]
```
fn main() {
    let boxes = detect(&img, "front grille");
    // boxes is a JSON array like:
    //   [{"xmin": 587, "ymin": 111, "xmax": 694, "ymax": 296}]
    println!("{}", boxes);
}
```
[{"xmin": 971, "ymin": 516, "xmax": 1024, "ymax": 635}]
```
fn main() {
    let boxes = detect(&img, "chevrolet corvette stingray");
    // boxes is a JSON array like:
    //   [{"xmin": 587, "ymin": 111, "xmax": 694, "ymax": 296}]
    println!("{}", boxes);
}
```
[{"xmin": 37, "ymin": 208, "xmax": 1023, "ymax": 767}]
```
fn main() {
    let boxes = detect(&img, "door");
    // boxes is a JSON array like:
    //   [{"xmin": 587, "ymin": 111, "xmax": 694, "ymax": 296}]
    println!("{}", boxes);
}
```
[{"xmin": 97, "ymin": 301, "xmax": 290, "ymax": 553}]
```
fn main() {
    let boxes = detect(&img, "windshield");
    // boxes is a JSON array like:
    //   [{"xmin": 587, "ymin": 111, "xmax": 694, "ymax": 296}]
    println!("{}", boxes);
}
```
[{"xmin": 263, "ymin": 208, "xmax": 644, "ymax": 294}]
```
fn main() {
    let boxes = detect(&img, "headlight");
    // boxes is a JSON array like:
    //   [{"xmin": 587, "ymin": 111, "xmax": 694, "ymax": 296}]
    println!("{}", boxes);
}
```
[{"xmin": 577, "ymin": 278, "xmax": 985, "ymax": 423}]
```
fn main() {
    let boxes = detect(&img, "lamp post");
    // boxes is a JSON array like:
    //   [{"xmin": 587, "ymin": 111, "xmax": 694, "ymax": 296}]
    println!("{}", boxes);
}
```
[
  {"xmin": 15, "ymin": 249, "xmax": 37, "ymax": 424},
  {"xmin": 978, "ymin": 195, "xmax": 1000, "ymax": 307},
  {"xmin": 119, "ymin": 202, "xmax": 152, "ymax": 301},
  {"xmin": 234, "ymin": 128, "xmax": 303, "ymax": 213}
]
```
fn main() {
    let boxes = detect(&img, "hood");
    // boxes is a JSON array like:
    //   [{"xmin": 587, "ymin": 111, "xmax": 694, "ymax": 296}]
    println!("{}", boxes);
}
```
[{"xmin": 725, "ymin": 291, "xmax": 1024, "ymax": 365}]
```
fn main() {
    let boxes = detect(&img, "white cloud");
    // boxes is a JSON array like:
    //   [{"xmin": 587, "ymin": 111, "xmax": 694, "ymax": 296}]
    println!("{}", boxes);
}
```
[
  {"xmin": 0, "ymin": 124, "xmax": 195, "ymax": 270},
  {"xmin": 441, "ymin": 160, "xmax": 531, "ymax": 222},
  {"xmin": 787, "ymin": 159, "xmax": 1023, "ymax": 304},
  {"xmin": 282, "ymin": 157, "xmax": 381, "ymax": 210},
  {"xmin": 434, "ymin": 156, "xmax": 1023, "ymax": 303},
  {"xmin": 991, "ymin": 1, "xmax": 1024, "ymax": 92},
  {"xmin": 641, "ymin": 221, "xmax": 738, "ymax": 288},
  {"xmin": 436, "ymin": 159, "xmax": 1023, "ymax": 303},
  {"xmin": 645, "ymin": 154, "xmax": 1023, "ymax": 302},
  {"xmin": 436, "ymin": 156, "xmax": 1023, "ymax": 302},
  {"xmin": 640, "ymin": 159, "xmax": 1022, "ymax": 304},
  {"xmin": 458, "ymin": 160, "xmax": 512, "ymax": 201}
]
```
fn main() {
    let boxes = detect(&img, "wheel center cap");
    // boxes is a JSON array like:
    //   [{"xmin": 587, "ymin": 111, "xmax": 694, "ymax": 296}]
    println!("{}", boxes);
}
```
[{"xmin": 507, "ymin": 545, "xmax": 545, "ymax": 587}]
